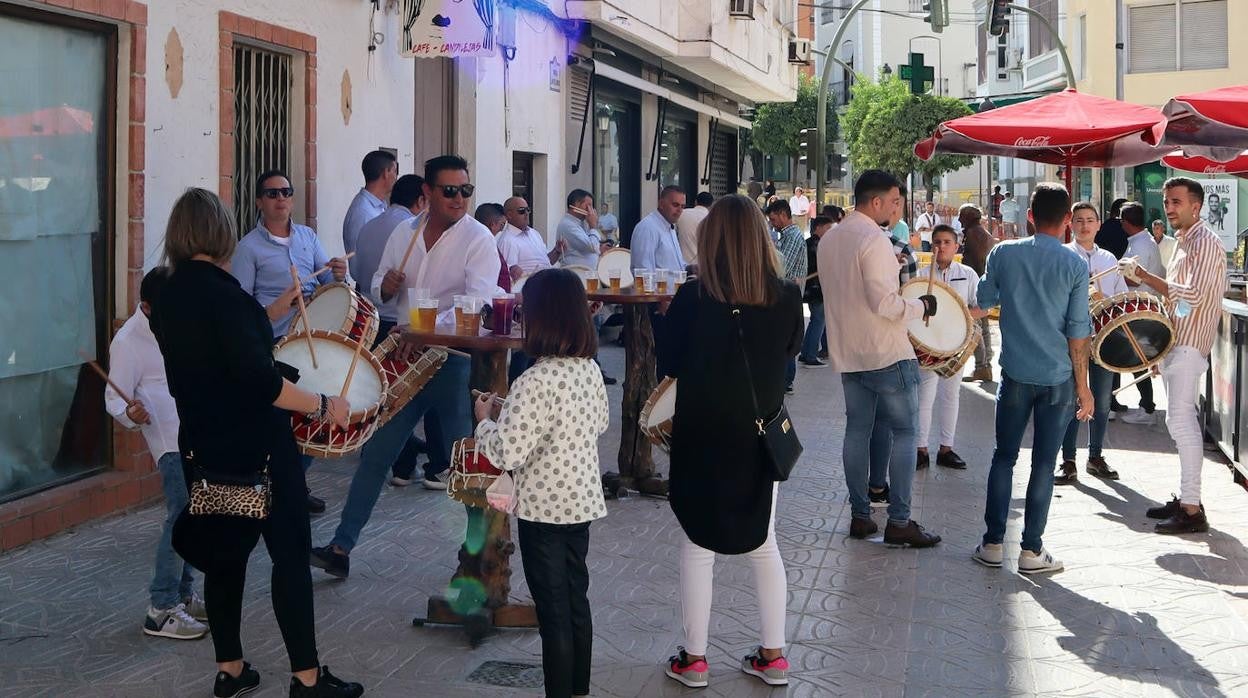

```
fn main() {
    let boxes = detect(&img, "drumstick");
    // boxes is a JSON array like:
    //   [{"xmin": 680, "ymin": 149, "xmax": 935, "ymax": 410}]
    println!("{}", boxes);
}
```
[
  {"xmin": 569, "ymin": 205, "xmax": 590, "ymax": 216},
  {"xmin": 77, "ymin": 351, "xmax": 132, "ymax": 404},
  {"xmin": 431, "ymin": 345, "xmax": 472, "ymax": 359},
  {"xmin": 1089, "ymin": 257, "xmax": 1135, "ymax": 287},
  {"xmin": 471, "ymin": 389, "xmax": 506, "ymax": 407},
  {"xmin": 301, "ymin": 252, "xmax": 355, "ymax": 284},
  {"xmin": 924, "ymin": 261, "xmax": 936, "ymax": 327},
  {"xmin": 397, "ymin": 225, "xmax": 423, "ymax": 277},
  {"xmin": 1113, "ymin": 370, "xmax": 1154, "ymax": 396},
  {"xmin": 804, "ymin": 271, "xmax": 818, "ymax": 282},
  {"xmin": 340, "ymin": 333, "xmax": 366, "ymax": 399},
  {"xmin": 289, "ymin": 265, "xmax": 319, "ymax": 369}
]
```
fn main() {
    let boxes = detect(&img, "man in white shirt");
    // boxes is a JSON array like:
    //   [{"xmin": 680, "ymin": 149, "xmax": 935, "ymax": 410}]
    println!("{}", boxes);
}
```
[
  {"xmin": 355, "ymin": 174, "xmax": 425, "ymax": 339},
  {"xmin": 1120, "ymin": 202, "xmax": 1165, "ymax": 424},
  {"xmin": 312, "ymin": 155, "xmax": 502, "ymax": 579},
  {"xmin": 999, "ymin": 191, "xmax": 1021, "ymax": 238},
  {"xmin": 676, "ymin": 192, "xmax": 713, "ymax": 265},
  {"xmin": 915, "ymin": 201, "xmax": 939, "ymax": 252},
  {"xmin": 558, "ymin": 189, "xmax": 606, "ymax": 270},
  {"xmin": 598, "ymin": 202, "xmax": 620, "ymax": 244},
  {"xmin": 1055, "ymin": 202, "xmax": 1128, "ymax": 487},
  {"xmin": 104, "ymin": 268, "xmax": 208, "ymax": 641},
  {"xmin": 631, "ymin": 185, "xmax": 687, "ymax": 271},
  {"xmin": 915, "ymin": 225, "xmax": 980, "ymax": 472},
  {"xmin": 497, "ymin": 196, "xmax": 564, "ymax": 282},
  {"xmin": 1153, "ymin": 219, "xmax": 1178, "ymax": 268},
  {"xmin": 789, "ymin": 186, "xmax": 812, "ymax": 232},
  {"xmin": 343, "ymin": 150, "xmax": 398, "ymax": 277},
  {"xmin": 819, "ymin": 169, "xmax": 940, "ymax": 548}
]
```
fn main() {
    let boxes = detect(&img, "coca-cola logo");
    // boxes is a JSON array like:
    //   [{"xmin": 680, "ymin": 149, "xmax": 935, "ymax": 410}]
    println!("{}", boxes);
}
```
[
  {"xmin": 1014, "ymin": 136, "xmax": 1052, "ymax": 147},
  {"xmin": 1203, "ymin": 165, "xmax": 1228, "ymax": 173}
]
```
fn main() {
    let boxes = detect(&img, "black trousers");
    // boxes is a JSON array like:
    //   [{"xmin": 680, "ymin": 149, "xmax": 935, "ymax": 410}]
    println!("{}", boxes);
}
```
[
  {"xmin": 195, "ymin": 450, "xmax": 319, "ymax": 671},
  {"xmin": 518, "ymin": 519, "xmax": 593, "ymax": 698}
]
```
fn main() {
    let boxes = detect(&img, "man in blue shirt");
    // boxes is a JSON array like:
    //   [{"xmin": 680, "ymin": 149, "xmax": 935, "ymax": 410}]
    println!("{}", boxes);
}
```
[
  {"xmin": 343, "ymin": 150, "xmax": 397, "ymax": 277},
  {"xmin": 972, "ymin": 183, "xmax": 1093, "ymax": 575},
  {"xmin": 630, "ymin": 185, "xmax": 687, "ymax": 272}
]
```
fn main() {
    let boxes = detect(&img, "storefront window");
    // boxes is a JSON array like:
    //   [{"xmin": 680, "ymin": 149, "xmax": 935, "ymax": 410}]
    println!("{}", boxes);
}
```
[
  {"xmin": 658, "ymin": 117, "xmax": 696, "ymax": 195},
  {"xmin": 593, "ymin": 86, "xmax": 641, "ymax": 245},
  {"xmin": 0, "ymin": 9, "xmax": 113, "ymax": 502}
]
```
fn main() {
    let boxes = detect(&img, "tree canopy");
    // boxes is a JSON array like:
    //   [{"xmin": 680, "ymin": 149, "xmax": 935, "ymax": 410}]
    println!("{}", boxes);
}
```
[{"xmin": 749, "ymin": 73, "xmax": 838, "ymax": 158}]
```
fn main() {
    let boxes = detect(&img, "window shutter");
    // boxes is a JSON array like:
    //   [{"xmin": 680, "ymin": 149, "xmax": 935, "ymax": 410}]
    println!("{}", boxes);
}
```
[
  {"xmin": 1128, "ymin": 3, "xmax": 1177, "ymax": 73},
  {"xmin": 1180, "ymin": 0, "xmax": 1228, "ymax": 70},
  {"xmin": 568, "ymin": 66, "xmax": 591, "ymax": 124}
]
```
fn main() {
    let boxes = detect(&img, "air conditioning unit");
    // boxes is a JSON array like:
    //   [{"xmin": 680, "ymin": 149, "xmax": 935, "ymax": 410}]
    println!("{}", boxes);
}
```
[
  {"xmin": 788, "ymin": 38, "xmax": 812, "ymax": 65},
  {"xmin": 729, "ymin": 0, "xmax": 755, "ymax": 19}
]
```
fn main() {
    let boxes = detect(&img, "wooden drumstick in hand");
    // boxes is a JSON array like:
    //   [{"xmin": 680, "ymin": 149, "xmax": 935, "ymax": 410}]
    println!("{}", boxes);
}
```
[
  {"xmin": 301, "ymin": 252, "xmax": 356, "ymax": 285},
  {"xmin": 924, "ymin": 262, "xmax": 936, "ymax": 326},
  {"xmin": 78, "ymin": 351, "xmax": 132, "ymax": 403},
  {"xmin": 289, "ymin": 265, "xmax": 318, "ymax": 369}
]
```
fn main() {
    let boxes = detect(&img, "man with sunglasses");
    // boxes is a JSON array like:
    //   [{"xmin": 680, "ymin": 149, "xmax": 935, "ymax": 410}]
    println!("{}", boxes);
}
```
[
  {"xmin": 311, "ymin": 155, "xmax": 503, "ymax": 579},
  {"xmin": 498, "ymin": 196, "xmax": 566, "ymax": 283}
]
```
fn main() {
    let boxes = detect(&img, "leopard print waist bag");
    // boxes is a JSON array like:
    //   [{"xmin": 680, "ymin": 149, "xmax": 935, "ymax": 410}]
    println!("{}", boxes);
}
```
[{"xmin": 186, "ymin": 452, "xmax": 272, "ymax": 520}]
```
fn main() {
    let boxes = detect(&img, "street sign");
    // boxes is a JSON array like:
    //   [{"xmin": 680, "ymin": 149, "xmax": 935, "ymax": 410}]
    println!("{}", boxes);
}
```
[{"xmin": 898, "ymin": 52, "xmax": 935, "ymax": 95}]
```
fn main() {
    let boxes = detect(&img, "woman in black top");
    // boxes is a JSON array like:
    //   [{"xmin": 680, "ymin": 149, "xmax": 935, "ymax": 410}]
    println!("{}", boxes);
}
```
[
  {"xmin": 658, "ymin": 195, "xmax": 802, "ymax": 688},
  {"xmin": 151, "ymin": 188, "xmax": 362, "ymax": 698}
]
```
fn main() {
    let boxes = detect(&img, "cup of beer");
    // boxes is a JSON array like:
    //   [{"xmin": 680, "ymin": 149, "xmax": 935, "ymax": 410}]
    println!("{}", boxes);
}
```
[
  {"xmin": 491, "ymin": 293, "xmax": 516, "ymax": 335},
  {"xmin": 414, "ymin": 298, "xmax": 439, "ymax": 332},
  {"xmin": 633, "ymin": 269, "xmax": 645, "ymax": 291},
  {"xmin": 462, "ymin": 296, "xmax": 484, "ymax": 334},
  {"xmin": 582, "ymin": 270, "xmax": 600, "ymax": 293},
  {"xmin": 655, "ymin": 269, "xmax": 669, "ymax": 295},
  {"xmin": 639, "ymin": 270, "xmax": 655, "ymax": 294},
  {"xmin": 608, "ymin": 268, "xmax": 622, "ymax": 293},
  {"xmin": 452, "ymin": 295, "xmax": 466, "ymax": 333},
  {"xmin": 675, "ymin": 269, "xmax": 687, "ymax": 290}
]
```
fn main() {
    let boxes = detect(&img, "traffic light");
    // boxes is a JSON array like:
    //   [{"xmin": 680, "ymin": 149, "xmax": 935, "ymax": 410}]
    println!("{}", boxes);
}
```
[
  {"xmin": 827, "ymin": 152, "xmax": 846, "ymax": 181},
  {"xmin": 922, "ymin": 0, "xmax": 949, "ymax": 34},
  {"xmin": 986, "ymin": 0, "xmax": 1012, "ymax": 37},
  {"xmin": 798, "ymin": 128, "xmax": 817, "ymax": 168}
]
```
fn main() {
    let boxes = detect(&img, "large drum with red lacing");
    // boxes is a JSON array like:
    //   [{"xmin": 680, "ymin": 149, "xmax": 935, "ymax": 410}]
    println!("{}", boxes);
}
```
[{"xmin": 1090, "ymin": 291, "xmax": 1174, "ymax": 373}]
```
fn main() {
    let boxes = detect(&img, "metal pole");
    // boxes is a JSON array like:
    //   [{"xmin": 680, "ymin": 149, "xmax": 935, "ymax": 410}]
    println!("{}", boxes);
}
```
[
  {"xmin": 1114, "ymin": 0, "xmax": 1126, "ymax": 205},
  {"xmin": 816, "ymin": 0, "xmax": 873, "ymax": 208},
  {"xmin": 1010, "ymin": 3, "xmax": 1076, "ymax": 89}
]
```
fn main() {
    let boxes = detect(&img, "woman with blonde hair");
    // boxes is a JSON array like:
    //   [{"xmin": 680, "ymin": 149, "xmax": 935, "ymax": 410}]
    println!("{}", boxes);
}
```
[
  {"xmin": 152, "ymin": 187, "xmax": 363, "ymax": 698},
  {"xmin": 658, "ymin": 194, "xmax": 803, "ymax": 688}
]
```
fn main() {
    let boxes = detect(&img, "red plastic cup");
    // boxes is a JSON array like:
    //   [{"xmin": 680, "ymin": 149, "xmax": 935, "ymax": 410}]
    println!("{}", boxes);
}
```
[{"xmin": 491, "ymin": 294, "xmax": 515, "ymax": 335}]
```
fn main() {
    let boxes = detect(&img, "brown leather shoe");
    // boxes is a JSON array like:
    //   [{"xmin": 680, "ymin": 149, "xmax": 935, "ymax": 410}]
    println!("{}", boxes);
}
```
[
  {"xmin": 849, "ymin": 517, "xmax": 879, "ymax": 539},
  {"xmin": 936, "ymin": 450, "xmax": 967, "ymax": 469},
  {"xmin": 883, "ymin": 520, "xmax": 941, "ymax": 548},
  {"xmin": 1155, "ymin": 506, "xmax": 1209, "ymax": 535},
  {"xmin": 963, "ymin": 367, "xmax": 993, "ymax": 383},
  {"xmin": 1054, "ymin": 460, "xmax": 1077, "ymax": 486},
  {"xmin": 916, "ymin": 450, "xmax": 930, "ymax": 470},
  {"xmin": 1086, "ymin": 456, "xmax": 1119, "ymax": 480},
  {"xmin": 1146, "ymin": 496, "xmax": 1182, "ymax": 519}
]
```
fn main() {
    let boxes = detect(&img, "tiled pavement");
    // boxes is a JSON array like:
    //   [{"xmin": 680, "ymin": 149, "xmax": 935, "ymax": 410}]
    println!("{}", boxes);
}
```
[{"xmin": 4, "ymin": 328, "xmax": 1248, "ymax": 697}]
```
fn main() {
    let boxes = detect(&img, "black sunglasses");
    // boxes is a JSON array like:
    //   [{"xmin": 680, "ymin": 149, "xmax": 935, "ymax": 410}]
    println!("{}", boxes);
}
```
[
  {"xmin": 513, "ymin": 207, "xmax": 530, "ymax": 214},
  {"xmin": 436, "ymin": 184, "xmax": 475, "ymax": 199},
  {"xmin": 261, "ymin": 187, "xmax": 295, "ymax": 199}
]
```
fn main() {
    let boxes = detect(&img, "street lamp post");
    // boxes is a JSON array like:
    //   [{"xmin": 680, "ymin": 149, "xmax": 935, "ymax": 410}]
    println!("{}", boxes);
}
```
[{"xmin": 815, "ymin": 0, "xmax": 874, "ymax": 209}]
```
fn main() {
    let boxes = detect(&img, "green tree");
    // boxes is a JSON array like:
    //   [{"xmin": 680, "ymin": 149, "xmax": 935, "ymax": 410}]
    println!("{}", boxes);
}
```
[
  {"xmin": 749, "ymin": 73, "xmax": 838, "ymax": 160},
  {"xmin": 843, "ymin": 75, "xmax": 973, "ymax": 198}
]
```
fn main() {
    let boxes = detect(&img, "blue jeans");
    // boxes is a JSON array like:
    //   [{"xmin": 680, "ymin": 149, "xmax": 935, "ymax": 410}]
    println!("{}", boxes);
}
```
[
  {"xmin": 841, "ymin": 360, "xmax": 920, "ymax": 525},
  {"xmin": 1062, "ymin": 363, "xmax": 1113, "ymax": 460},
  {"xmin": 151, "ymin": 452, "xmax": 195, "ymax": 609},
  {"xmin": 332, "ymin": 354, "xmax": 471, "ymax": 552},
  {"xmin": 983, "ymin": 373, "xmax": 1074, "ymax": 553},
  {"xmin": 799, "ymin": 302, "xmax": 826, "ymax": 361},
  {"xmin": 868, "ymin": 419, "xmax": 892, "ymax": 489}
]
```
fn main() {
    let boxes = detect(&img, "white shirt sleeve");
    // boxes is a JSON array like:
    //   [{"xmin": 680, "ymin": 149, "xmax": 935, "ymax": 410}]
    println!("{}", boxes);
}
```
[
  {"xmin": 103, "ymin": 332, "xmax": 140, "ymax": 429},
  {"xmin": 465, "ymin": 231, "xmax": 504, "ymax": 300},
  {"xmin": 631, "ymin": 220, "xmax": 658, "ymax": 270}
]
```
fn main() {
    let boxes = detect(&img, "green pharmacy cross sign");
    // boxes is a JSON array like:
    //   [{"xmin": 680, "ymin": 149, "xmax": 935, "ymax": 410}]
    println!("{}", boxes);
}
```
[{"xmin": 898, "ymin": 52, "xmax": 935, "ymax": 95}]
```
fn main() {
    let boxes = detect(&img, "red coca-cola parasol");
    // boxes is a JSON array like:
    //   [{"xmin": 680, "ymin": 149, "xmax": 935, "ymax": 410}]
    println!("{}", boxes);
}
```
[
  {"xmin": 914, "ymin": 89, "xmax": 1171, "ymax": 194},
  {"xmin": 1162, "ymin": 150, "xmax": 1248, "ymax": 179},
  {"xmin": 1162, "ymin": 85, "xmax": 1248, "ymax": 155},
  {"xmin": 0, "ymin": 105, "xmax": 95, "ymax": 138}
]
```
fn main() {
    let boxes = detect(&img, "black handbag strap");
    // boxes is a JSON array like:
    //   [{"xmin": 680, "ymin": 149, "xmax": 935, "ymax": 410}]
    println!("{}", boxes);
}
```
[{"xmin": 731, "ymin": 308, "xmax": 766, "ymax": 436}]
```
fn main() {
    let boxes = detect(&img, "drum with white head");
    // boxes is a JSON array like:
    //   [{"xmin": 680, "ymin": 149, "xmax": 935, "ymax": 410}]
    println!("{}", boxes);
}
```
[
  {"xmin": 900, "ymin": 277, "xmax": 973, "ymax": 371},
  {"xmin": 639, "ymin": 377, "xmax": 677, "ymax": 453},
  {"xmin": 289, "ymin": 282, "xmax": 379, "ymax": 347},
  {"xmin": 597, "ymin": 248, "xmax": 634, "ymax": 289}
]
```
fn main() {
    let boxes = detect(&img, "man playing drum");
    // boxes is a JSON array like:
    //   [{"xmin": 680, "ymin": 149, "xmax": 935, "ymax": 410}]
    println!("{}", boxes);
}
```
[
  {"xmin": 1118, "ymin": 178, "xmax": 1227, "ymax": 535},
  {"xmin": 916, "ymin": 225, "xmax": 983, "ymax": 471},
  {"xmin": 1056, "ymin": 203, "xmax": 1128, "ymax": 487}
]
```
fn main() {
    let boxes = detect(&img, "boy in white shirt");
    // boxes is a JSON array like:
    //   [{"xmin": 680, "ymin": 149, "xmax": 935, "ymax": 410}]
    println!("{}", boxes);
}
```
[{"xmin": 104, "ymin": 267, "xmax": 208, "ymax": 640}]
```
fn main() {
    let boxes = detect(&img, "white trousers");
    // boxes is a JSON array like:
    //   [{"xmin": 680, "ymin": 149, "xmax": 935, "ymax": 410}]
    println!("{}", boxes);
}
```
[
  {"xmin": 1161, "ymin": 345, "xmax": 1209, "ymax": 506},
  {"xmin": 917, "ymin": 369, "xmax": 961, "ymax": 449},
  {"xmin": 679, "ymin": 485, "xmax": 787, "ymax": 656}
]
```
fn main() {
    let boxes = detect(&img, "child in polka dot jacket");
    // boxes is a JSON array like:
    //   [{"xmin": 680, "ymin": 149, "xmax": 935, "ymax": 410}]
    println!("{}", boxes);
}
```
[{"xmin": 474, "ymin": 268, "xmax": 609, "ymax": 698}]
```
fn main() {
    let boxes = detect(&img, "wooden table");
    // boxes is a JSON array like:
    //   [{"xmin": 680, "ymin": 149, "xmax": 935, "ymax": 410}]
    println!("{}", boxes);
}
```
[
  {"xmin": 589, "ymin": 287, "xmax": 674, "ymax": 497},
  {"xmin": 404, "ymin": 321, "xmax": 537, "ymax": 645}
]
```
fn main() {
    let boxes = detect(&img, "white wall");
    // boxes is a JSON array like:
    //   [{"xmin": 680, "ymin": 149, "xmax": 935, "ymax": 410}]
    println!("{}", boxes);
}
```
[{"xmin": 141, "ymin": 0, "xmax": 417, "ymax": 267}]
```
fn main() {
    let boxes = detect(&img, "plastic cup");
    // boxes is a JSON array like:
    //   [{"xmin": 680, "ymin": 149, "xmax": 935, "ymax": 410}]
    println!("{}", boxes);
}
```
[
  {"xmin": 491, "ymin": 293, "xmax": 516, "ymax": 335},
  {"xmin": 462, "ymin": 296, "xmax": 484, "ymax": 335},
  {"xmin": 453, "ymin": 295, "xmax": 466, "ymax": 333},
  {"xmin": 415, "ymin": 298, "xmax": 439, "ymax": 332},
  {"xmin": 639, "ymin": 270, "xmax": 655, "ymax": 294},
  {"xmin": 655, "ymin": 270, "xmax": 669, "ymax": 295},
  {"xmin": 608, "ymin": 268, "xmax": 622, "ymax": 293},
  {"xmin": 633, "ymin": 270, "xmax": 645, "ymax": 291},
  {"xmin": 674, "ymin": 270, "xmax": 688, "ymax": 289}
]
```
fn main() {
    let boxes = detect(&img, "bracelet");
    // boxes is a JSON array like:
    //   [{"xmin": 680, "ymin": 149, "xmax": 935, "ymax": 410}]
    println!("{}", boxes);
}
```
[{"xmin": 310, "ymin": 394, "xmax": 328, "ymax": 422}]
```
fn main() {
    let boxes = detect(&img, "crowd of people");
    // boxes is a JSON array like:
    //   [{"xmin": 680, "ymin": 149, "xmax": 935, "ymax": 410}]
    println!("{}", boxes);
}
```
[{"xmin": 102, "ymin": 152, "xmax": 1222, "ymax": 696}]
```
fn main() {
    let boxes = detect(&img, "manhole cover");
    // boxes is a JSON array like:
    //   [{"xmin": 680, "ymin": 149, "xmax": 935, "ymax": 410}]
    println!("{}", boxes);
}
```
[{"xmin": 466, "ymin": 660, "xmax": 544, "ymax": 689}]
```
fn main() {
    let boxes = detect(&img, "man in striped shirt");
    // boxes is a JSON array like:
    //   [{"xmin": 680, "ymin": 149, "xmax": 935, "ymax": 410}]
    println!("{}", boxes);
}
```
[
  {"xmin": 1118, "ymin": 177, "xmax": 1227, "ymax": 535},
  {"xmin": 767, "ymin": 199, "xmax": 807, "ymax": 394}
]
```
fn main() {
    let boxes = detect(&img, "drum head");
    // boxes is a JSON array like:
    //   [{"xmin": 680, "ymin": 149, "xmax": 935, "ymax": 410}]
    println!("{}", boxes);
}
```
[
  {"xmin": 902, "ymin": 278, "xmax": 970, "ymax": 353},
  {"xmin": 274, "ymin": 333, "xmax": 384, "ymax": 412},
  {"xmin": 300, "ymin": 283, "xmax": 352, "ymax": 332},
  {"xmin": 1098, "ymin": 317, "xmax": 1173, "ymax": 371},
  {"xmin": 643, "ymin": 379, "xmax": 676, "ymax": 427},
  {"xmin": 597, "ymin": 248, "xmax": 634, "ymax": 287}
]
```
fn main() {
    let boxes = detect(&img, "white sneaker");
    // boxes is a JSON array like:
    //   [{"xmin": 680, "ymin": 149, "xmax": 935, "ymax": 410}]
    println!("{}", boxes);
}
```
[
  {"xmin": 389, "ymin": 474, "xmax": 414, "ymax": 487},
  {"xmin": 182, "ymin": 591, "xmax": 208, "ymax": 622},
  {"xmin": 972, "ymin": 543, "xmax": 1003, "ymax": 568},
  {"xmin": 143, "ymin": 603, "xmax": 208, "ymax": 640},
  {"xmin": 423, "ymin": 470, "xmax": 450, "ymax": 490},
  {"xmin": 1017, "ymin": 548, "xmax": 1063, "ymax": 575},
  {"xmin": 1121, "ymin": 408, "xmax": 1157, "ymax": 425}
]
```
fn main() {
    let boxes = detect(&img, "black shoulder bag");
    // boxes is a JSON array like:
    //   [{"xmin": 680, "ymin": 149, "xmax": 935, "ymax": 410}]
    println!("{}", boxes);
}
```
[{"xmin": 732, "ymin": 308, "xmax": 802, "ymax": 481}]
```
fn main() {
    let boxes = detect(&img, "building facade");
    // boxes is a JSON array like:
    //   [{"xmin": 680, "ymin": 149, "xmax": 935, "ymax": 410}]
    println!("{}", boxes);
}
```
[{"xmin": 0, "ymin": 0, "xmax": 797, "ymax": 551}]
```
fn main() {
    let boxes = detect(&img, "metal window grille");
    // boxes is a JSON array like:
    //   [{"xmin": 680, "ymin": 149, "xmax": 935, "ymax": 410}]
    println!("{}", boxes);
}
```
[
  {"xmin": 233, "ymin": 44, "xmax": 292, "ymax": 237},
  {"xmin": 708, "ymin": 128, "xmax": 736, "ymax": 197}
]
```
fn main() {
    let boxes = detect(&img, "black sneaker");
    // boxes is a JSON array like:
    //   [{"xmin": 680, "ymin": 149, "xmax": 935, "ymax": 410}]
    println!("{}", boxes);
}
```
[
  {"xmin": 1086, "ymin": 456, "xmax": 1119, "ymax": 480},
  {"xmin": 798, "ymin": 356, "xmax": 827, "ymax": 368},
  {"xmin": 1146, "ymin": 496, "xmax": 1181, "ymax": 520},
  {"xmin": 935, "ymin": 450, "xmax": 967, "ymax": 469},
  {"xmin": 306, "ymin": 490, "xmax": 326, "ymax": 514},
  {"xmin": 1054, "ymin": 460, "xmax": 1077, "ymax": 486},
  {"xmin": 601, "ymin": 372, "xmax": 618, "ymax": 386},
  {"xmin": 289, "ymin": 665, "xmax": 364, "ymax": 698},
  {"xmin": 869, "ymin": 483, "xmax": 890, "ymax": 507},
  {"xmin": 1155, "ymin": 507, "xmax": 1210, "ymax": 535},
  {"xmin": 785, "ymin": 384, "xmax": 795, "ymax": 395},
  {"xmin": 817, "ymin": 350, "xmax": 829, "ymax": 360},
  {"xmin": 916, "ymin": 450, "xmax": 930, "ymax": 470},
  {"xmin": 309, "ymin": 546, "xmax": 350, "ymax": 579},
  {"xmin": 215, "ymin": 662, "xmax": 260, "ymax": 698}
]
